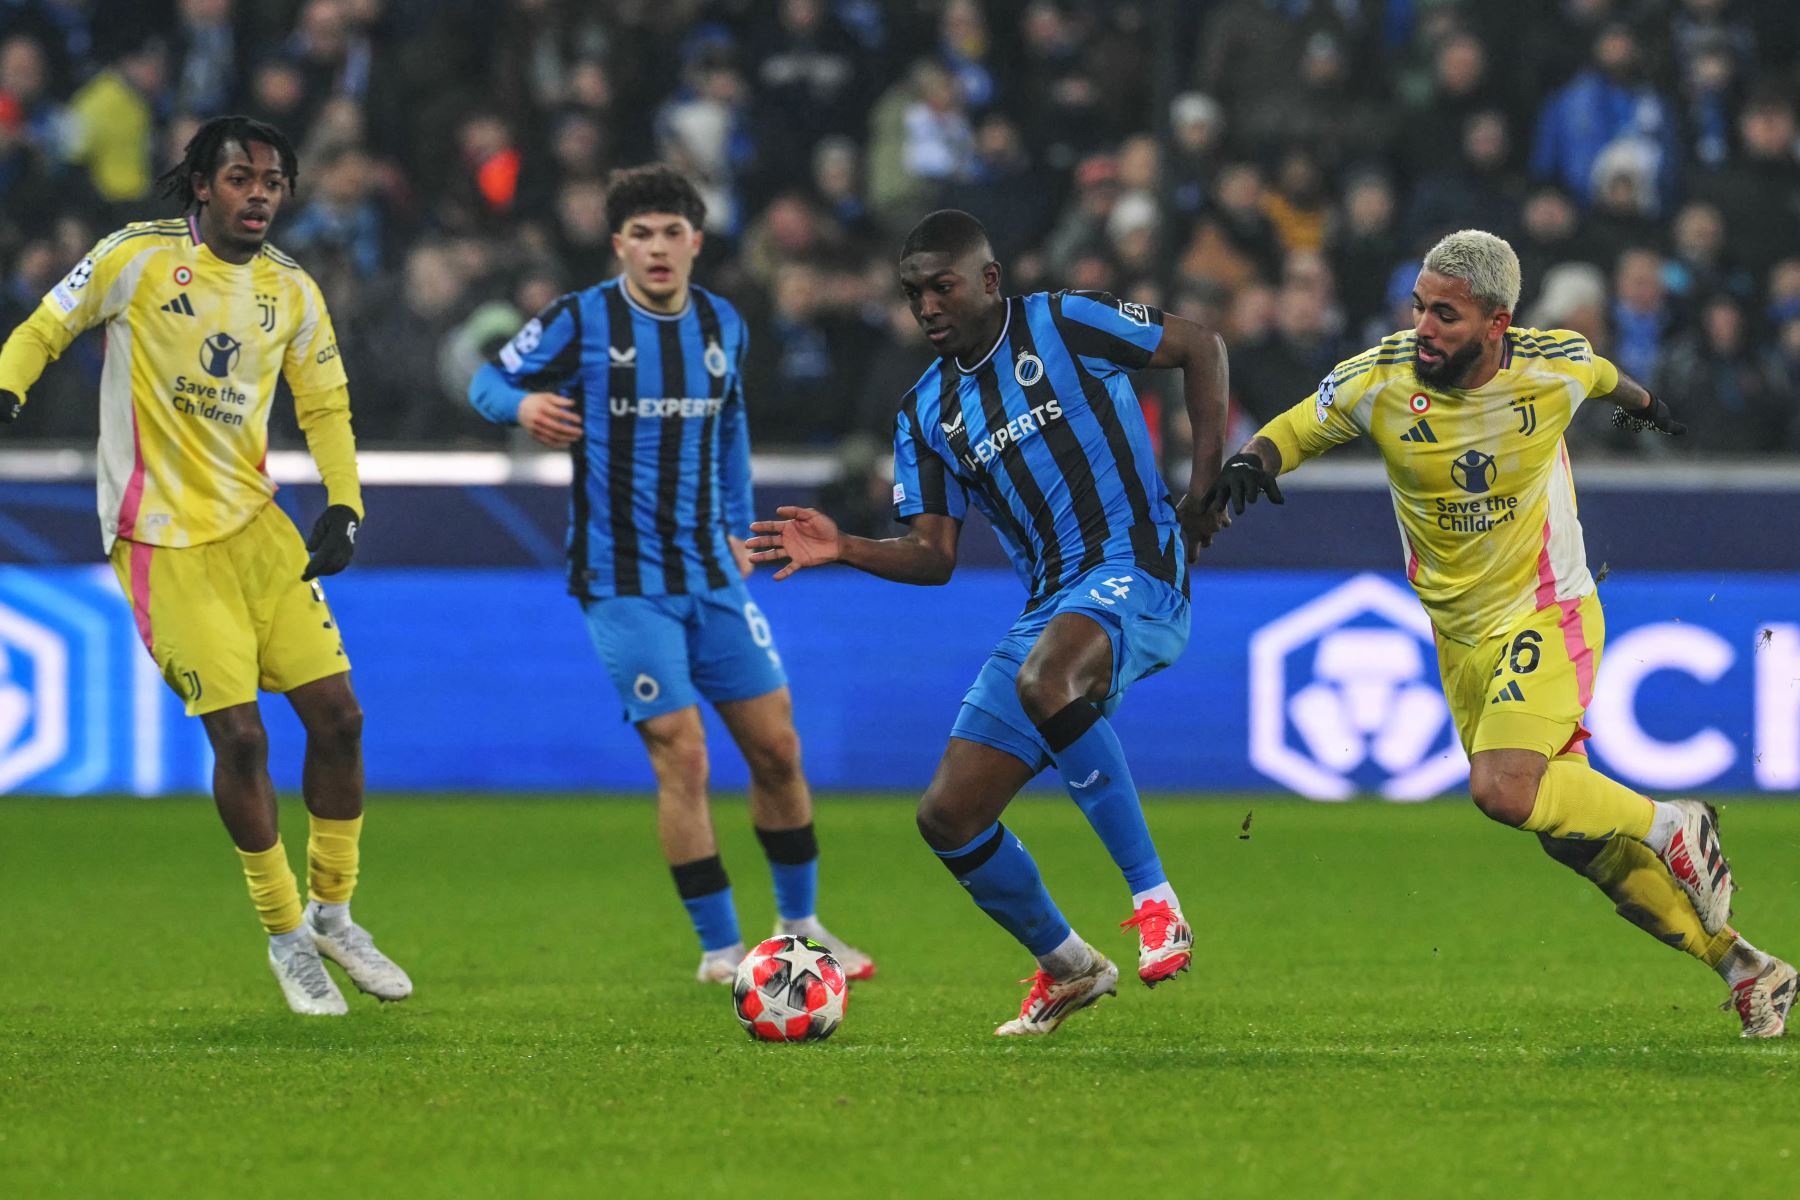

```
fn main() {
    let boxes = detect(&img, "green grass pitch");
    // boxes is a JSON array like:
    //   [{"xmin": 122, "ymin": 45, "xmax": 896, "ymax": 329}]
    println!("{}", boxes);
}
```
[{"xmin": 2, "ymin": 794, "xmax": 1796, "ymax": 1198}]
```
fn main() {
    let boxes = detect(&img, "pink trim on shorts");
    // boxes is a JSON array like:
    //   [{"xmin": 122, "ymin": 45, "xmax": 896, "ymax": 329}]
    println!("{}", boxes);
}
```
[
  {"xmin": 1555, "ymin": 595, "xmax": 1595, "ymax": 756},
  {"xmin": 128, "ymin": 542, "xmax": 155, "ymax": 652}
]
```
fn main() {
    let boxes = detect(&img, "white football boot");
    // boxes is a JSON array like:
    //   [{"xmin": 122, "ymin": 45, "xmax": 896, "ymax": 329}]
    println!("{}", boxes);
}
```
[
  {"xmin": 995, "ymin": 948, "xmax": 1118, "ymax": 1037},
  {"xmin": 1727, "ymin": 956, "xmax": 1797, "ymax": 1039},
  {"xmin": 697, "ymin": 943, "xmax": 745, "ymax": 984},
  {"xmin": 1656, "ymin": 799, "xmax": 1734, "ymax": 935},
  {"xmin": 1120, "ymin": 898, "xmax": 1193, "ymax": 987},
  {"xmin": 305, "ymin": 903, "xmax": 413, "ymax": 1001},
  {"xmin": 776, "ymin": 918, "xmax": 877, "ymax": 981},
  {"xmin": 269, "ymin": 934, "xmax": 348, "ymax": 1016}
]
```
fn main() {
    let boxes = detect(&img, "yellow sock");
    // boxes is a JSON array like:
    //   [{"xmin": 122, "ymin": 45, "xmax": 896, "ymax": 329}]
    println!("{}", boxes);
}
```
[
  {"xmin": 1521, "ymin": 757, "xmax": 1655, "ymax": 842},
  {"xmin": 307, "ymin": 813, "xmax": 363, "ymax": 905},
  {"xmin": 1581, "ymin": 838, "xmax": 1739, "ymax": 966},
  {"xmin": 237, "ymin": 840, "xmax": 304, "ymax": 935}
]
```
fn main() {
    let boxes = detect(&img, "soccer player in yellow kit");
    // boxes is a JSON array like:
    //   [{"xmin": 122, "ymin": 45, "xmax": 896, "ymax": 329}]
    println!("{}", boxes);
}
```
[
  {"xmin": 0, "ymin": 116, "xmax": 411, "ymax": 1016},
  {"xmin": 1204, "ymin": 230, "xmax": 1793, "ymax": 1038}
]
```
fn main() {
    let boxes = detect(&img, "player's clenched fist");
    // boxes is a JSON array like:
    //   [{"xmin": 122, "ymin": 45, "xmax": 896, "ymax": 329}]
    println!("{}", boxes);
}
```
[
  {"xmin": 746, "ymin": 506, "xmax": 842, "ymax": 581},
  {"xmin": 1176, "ymin": 492, "xmax": 1231, "ymax": 560},
  {"xmin": 518, "ymin": 392, "xmax": 583, "ymax": 448}
]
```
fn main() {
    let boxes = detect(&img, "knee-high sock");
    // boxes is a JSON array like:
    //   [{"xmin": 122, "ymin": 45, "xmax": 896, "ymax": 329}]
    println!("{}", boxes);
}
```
[
  {"xmin": 1539, "ymin": 834, "xmax": 1738, "ymax": 967},
  {"xmin": 932, "ymin": 823, "xmax": 1072, "ymax": 956},
  {"xmin": 1521, "ymin": 756, "xmax": 1655, "ymax": 843},
  {"xmin": 1034, "ymin": 700, "xmax": 1167, "ymax": 894},
  {"xmin": 755, "ymin": 823, "xmax": 818, "ymax": 923},
  {"xmin": 307, "ymin": 813, "xmax": 362, "ymax": 905},
  {"xmin": 671, "ymin": 855, "xmax": 740, "ymax": 952},
  {"xmin": 238, "ymin": 839, "xmax": 304, "ymax": 936}
]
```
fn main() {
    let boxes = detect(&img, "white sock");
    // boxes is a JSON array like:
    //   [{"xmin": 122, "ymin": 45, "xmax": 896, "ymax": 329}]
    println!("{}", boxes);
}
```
[
  {"xmin": 1036, "ymin": 930, "xmax": 1092, "ymax": 980},
  {"xmin": 1642, "ymin": 800, "xmax": 1682, "ymax": 855},
  {"xmin": 703, "ymin": 942, "xmax": 744, "ymax": 963},
  {"xmin": 1717, "ymin": 937, "xmax": 1770, "ymax": 988},
  {"xmin": 307, "ymin": 900, "xmax": 350, "ymax": 931},
  {"xmin": 1131, "ymin": 882, "xmax": 1180, "ymax": 911},
  {"xmin": 777, "ymin": 915, "xmax": 820, "ymax": 934},
  {"xmin": 269, "ymin": 926, "xmax": 310, "ymax": 953}
]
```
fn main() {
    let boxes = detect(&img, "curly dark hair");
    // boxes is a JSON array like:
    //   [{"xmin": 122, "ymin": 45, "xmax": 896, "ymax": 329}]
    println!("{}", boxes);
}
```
[
  {"xmin": 604, "ymin": 164, "xmax": 707, "ymax": 233},
  {"xmin": 156, "ymin": 115, "xmax": 298, "ymax": 212}
]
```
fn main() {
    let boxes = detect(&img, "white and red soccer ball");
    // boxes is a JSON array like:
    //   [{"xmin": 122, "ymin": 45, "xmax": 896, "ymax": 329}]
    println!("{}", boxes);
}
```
[{"xmin": 732, "ymin": 935, "xmax": 848, "ymax": 1042}]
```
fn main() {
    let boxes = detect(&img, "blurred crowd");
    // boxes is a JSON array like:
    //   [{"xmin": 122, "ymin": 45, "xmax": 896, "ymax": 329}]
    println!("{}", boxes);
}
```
[{"xmin": 4, "ymin": 0, "xmax": 1800, "ymax": 478}]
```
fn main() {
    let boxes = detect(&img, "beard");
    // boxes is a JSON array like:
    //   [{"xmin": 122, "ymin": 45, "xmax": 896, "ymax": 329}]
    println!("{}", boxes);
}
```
[{"xmin": 1413, "ymin": 338, "xmax": 1485, "ymax": 388}]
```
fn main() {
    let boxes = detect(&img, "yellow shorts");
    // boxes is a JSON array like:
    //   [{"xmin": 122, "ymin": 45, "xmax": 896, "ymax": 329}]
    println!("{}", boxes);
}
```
[
  {"xmin": 110, "ymin": 502, "xmax": 349, "ymax": 716},
  {"xmin": 1435, "ymin": 591, "xmax": 1604, "ymax": 761}
]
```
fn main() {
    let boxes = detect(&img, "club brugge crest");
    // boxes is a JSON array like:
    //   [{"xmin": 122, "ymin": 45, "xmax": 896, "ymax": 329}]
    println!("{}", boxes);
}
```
[
  {"xmin": 200, "ymin": 332, "xmax": 241, "ymax": 378},
  {"xmin": 1014, "ymin": 351, "xmax": 1044, "ymax": 387},
  {"xmin": 704, "ymin": 340, "xmax": 729, "ymax": 379},
  {"xmin": 1451, "ymin": 449, "xmax": 1497, "ymax": 495}
]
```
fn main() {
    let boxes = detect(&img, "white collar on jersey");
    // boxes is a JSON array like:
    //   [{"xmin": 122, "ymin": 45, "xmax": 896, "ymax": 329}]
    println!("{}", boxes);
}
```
[
  {"xmin": 954, "ymin": 299, "xmax": 1012, "ymax": 376},
  {"xmin": 616, "ymin": 275, "xmax": 693, "ymax": 321}
]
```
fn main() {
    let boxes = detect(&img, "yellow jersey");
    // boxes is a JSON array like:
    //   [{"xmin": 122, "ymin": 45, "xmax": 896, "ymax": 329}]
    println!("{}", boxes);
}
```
[
  {"xmin": 1258, "ymin": 327, "xmax": 1621, "ymax": 645},
  {"xmin": 0, "ymin": 217, "xmax": 361, "ymax": 552}
]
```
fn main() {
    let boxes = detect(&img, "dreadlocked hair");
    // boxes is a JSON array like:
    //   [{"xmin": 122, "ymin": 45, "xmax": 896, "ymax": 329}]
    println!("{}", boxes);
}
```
[{"xmin": 156, "ymin": 115, "xmax": 299, "ymax": 212}]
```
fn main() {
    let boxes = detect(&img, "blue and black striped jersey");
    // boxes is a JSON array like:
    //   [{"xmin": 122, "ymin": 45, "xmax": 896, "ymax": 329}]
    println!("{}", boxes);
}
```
[
  {"xmin": 469, "ymin": 278, "xmax": 752, "ymax": 598},
  {"xmin": 891, "ymin": 291, "xmax": 1185, "ymax": 608}
]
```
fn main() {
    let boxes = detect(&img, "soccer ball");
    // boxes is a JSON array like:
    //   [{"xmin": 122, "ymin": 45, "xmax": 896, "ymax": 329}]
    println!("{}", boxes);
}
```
[{"xmin": 732, "ymin": 935, "xmax": 848, "ymax": 1043}]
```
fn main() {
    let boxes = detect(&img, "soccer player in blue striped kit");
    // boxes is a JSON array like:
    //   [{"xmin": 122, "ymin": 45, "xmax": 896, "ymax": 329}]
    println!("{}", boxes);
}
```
[
  {"xmin": 749, "ymin": 211, "xmax": 1230, "ymax": 1034},
  {"xmin": 469, "ymin": 166, "xmax": 873, "ymax": 983}
]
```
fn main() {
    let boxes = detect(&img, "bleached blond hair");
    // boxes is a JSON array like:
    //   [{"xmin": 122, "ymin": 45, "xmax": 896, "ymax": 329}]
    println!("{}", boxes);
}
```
[{"xmin": 1422, "ymin": 229, "xmax": 1521, "ymax": 314}]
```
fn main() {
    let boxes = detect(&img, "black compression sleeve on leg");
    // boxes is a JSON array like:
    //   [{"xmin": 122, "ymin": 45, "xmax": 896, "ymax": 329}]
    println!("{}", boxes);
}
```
[
  {"xmin": 670, "ymin": 854, "xmax": 730, "ymax": 899},
  {"xmin": 755, "ymin": 823, "xmax": 818, "ymax": 865},
  {"xmin": 1033, "ymin": 699, "xmax": 1100, "ymax": 753},
  {"xmin": 936, "ymin": 824, "xmax": 1008, "ymax": 877}
]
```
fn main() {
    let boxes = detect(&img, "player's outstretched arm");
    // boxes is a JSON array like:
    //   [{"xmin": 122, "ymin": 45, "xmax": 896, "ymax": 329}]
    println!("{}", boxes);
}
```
[
  {"xmin": 747, "ymin": 508, "xmax": 960, "ymax": 585},
  {"xmin": 1598, "ymin": 371, "xmax": 1685, "ymax": 436},
  {"xmin": 1149, "ymin": 314, "xmax": 1232, "ymax": 559}
]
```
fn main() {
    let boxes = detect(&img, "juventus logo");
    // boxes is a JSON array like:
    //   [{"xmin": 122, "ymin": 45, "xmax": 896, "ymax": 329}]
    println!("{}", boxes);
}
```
[
  {"xmin": 1512, "ymin": 396, "xmax": 1538, "ymax": 436},
  {"xmin": 256, "ymin": 293, "xmax": 276, "ymax": 333}
]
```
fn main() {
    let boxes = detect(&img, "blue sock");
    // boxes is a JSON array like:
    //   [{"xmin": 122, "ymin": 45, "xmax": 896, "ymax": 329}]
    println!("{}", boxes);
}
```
[
  {"xmin": 671, "ymin": 855, "xmax": 740, "ymax": 952},
  {"xmin": 931, "ymin": 822, "xmax": 1072, "ymax": 955},
  {"xmin": 756, "ymin": 824, "xmax": 819, "ymax": 922},
  {"xmin": 1036, "ymin": 700, "xmax": 1167, "ymax": 894}
]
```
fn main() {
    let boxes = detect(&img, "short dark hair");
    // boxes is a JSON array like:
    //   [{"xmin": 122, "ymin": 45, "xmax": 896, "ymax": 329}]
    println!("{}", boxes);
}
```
[
  {"xmin": 156, "ymin": 114, "xmax": 298, "ymax": 212},
  {"xmin": 604, "ymin": 164, "xmax": 706, "ymax": 233},
  {"xmin": 899, "ymin": 209, "xmax": 992, "ymax": 262}
]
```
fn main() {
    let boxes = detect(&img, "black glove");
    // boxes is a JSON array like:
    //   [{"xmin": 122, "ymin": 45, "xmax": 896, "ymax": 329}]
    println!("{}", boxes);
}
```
[
  {"xmin": 0, "ymin": 389, "xmax": 21, "ymax": 423},
  {"xmin": 302, "ymin": 504, "xmax": 361, "ymax": 581},
  {"xmin": 1610, "ymin": 394, "xmax": 1685, "ymax": 436},
  {"xmin": 1198, "ymin": 452, "xmax": 1285, "ymax": 515}
]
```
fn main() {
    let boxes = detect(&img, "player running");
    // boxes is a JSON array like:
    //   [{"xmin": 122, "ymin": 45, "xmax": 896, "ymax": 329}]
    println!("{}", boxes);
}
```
[
  {"xmin": 747, "ymin": 210, "xmax": 1231, "ymax": 1035},
  {"xmin": 1204, "ymin": 229, "xmax": 1793, "ymax": 1038},
  {"xmin": 0, "ymin": 116, "xmax": 411, "ymax": 1016},
  {"xmin": 468, "ymin": 165, "xmax": 873, "ymax": 985}
]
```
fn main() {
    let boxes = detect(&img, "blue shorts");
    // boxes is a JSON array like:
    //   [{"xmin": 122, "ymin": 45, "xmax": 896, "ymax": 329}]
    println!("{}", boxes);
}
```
[
  {"xmin": 582, "ymin": 583, "xmax": 788, "ymax": 723},
  {"xmin": 952, "ymin": 563, "xmax": 1190, "ymax": 772}
]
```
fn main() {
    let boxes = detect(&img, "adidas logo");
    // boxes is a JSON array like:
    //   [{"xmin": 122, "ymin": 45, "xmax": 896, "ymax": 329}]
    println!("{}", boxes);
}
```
[
  {"xmin": 1489, "ymin": 680, "xmax": 1524, "ymax": 704},
  {"xmin": 1399, "ymin": 418, "xmax": 1437, "ymax": 444},
  {"xmin": 160, "ymin": 294, "xmax": 195, "ymax": 316}
]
